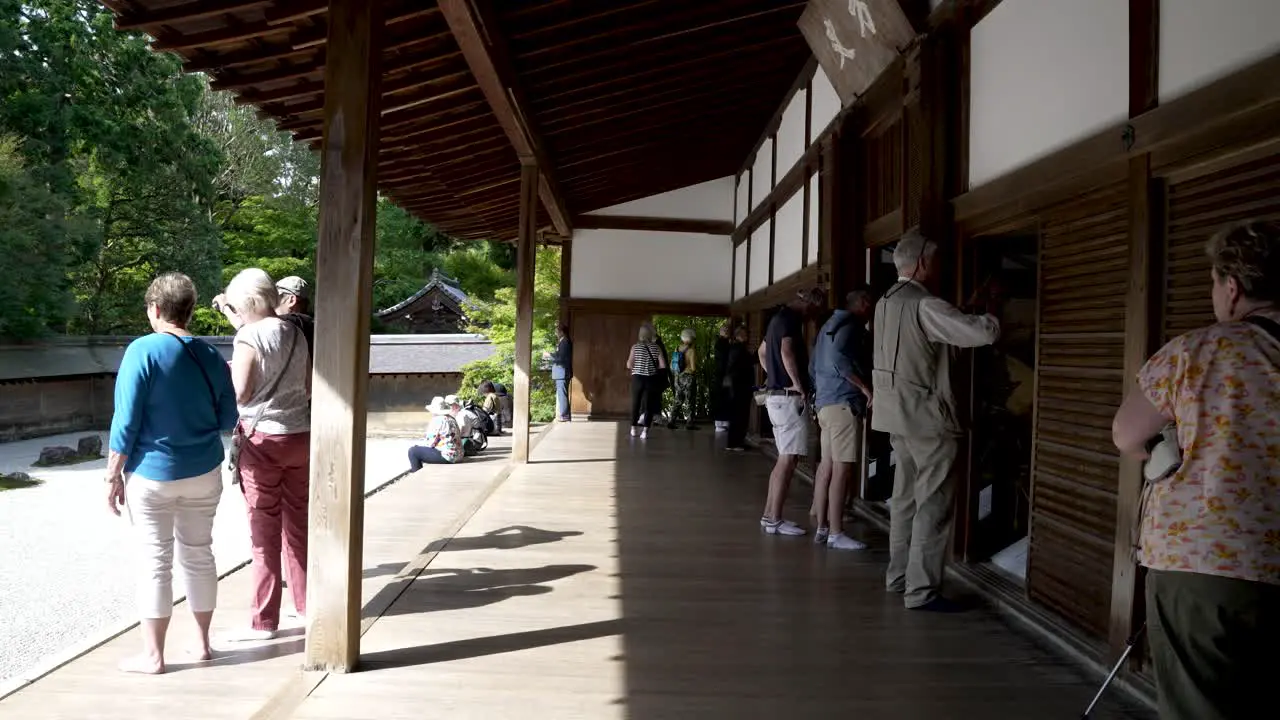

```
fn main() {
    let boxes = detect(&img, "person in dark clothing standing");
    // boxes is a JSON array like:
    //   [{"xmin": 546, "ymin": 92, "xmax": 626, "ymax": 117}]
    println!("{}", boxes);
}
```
[
  {"xmin": 757, "ymin": 288, "xmax": 825, "ymax": 536},
  {"xmin": 724, "ymin": 325, "xmax": 756, "ymax": 451},
  {"xmin": 544, "ymin": 323, "xmax": 573, "ymax": 422},
  {"xmin": 644, "ymin": 323, "xmax": 671, "ymax": 427},
  {"xmin": 274, "ymin": 276, "xmax": 314, "ymax": 359},
  {"xmin": 712, "ymin": 324, "xmax": 732, "ymax": 432},
  {"xmin": 810, "ymin": 287, "xmax": 876, "ymax": 550}
]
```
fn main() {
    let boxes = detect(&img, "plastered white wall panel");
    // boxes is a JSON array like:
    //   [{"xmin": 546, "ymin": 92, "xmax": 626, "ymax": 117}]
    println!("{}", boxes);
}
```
[
  {"xmin": 774, "ymin": 191, "xmax": 804, "ymax": 281},
  {"xmin": 807, "ymin": 175, "xmax": 820, "ymax": 265},
  {"xmin": 749, "ymin": 220, "xmax": 771, "ymax": 293},
  {"xmin": 777, "ymin": 89, "xmax": 808, "ymax": 175},
  {"xmin": 571, "ymin": 229, "xmax": 730, "ymax": 303},
  {"xmin": 587, "ymin": 177, "xmax": 734, "ymax": 221},
  {"xmin": 811, "ymin": 67, "xmax": 842, "ymax": 139},
  {"xmin": 1160, "ymin": 0, "xmax": 1280, "ymax": 101},
  {"xmin": 735, "ymin": 174, "xmax": 749, "ymax": 224},
  {"xmin": 735, "ymin": 241, "xmax": 748, "ymax": 300},
  {"xmin": 969, "ymin": 0, "xmax": 1128, "ymax": 187},
  {"xmin": 752, "ymin": 139, "xmax": 773, "ymax": 211}
]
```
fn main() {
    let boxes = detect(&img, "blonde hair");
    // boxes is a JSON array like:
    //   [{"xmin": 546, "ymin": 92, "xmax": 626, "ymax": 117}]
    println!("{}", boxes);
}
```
[
  {"xmin": 680, "ymin": 328, "xmax": 695, "ymax": 342},
  {"xmin": 225, "ymin": 268, "xmax": 280, "ymax": 317},
  {"xmin": 638, "ymin": 325, "xmax": 654, "ymax": 342}
]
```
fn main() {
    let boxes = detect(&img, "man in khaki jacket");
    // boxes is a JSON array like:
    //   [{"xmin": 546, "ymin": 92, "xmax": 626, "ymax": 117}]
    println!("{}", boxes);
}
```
[{"xmin": 872, "ymin": 231, "xmax": 1001, "ymax": 611}]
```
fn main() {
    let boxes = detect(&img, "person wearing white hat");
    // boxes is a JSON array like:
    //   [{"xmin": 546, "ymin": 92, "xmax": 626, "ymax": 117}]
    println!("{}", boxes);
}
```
[{"xmin": 408, "ymin": 396, "xmax": 462, "ymax": 469}]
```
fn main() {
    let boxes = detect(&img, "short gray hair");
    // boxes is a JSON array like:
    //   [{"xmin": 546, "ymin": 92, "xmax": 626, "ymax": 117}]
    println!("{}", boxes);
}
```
[
  {"xmin": 145, "ymin": 272, "xmax": 197, "ymax": 326},
  {"xmin": 225, "ymin": 268, "xmax": 280, "ymax": 317},
  {"xmin": 1207, "ymin": 220, "xmax": 1280, "ymax": 303},
  {"xmin": 638, "ymin": 325, "xmax": 654, "ymax": 342},
  {"xmin": 893, "ymin": 230, "xmax": 938, "ymax": 274},
  {"xmin": 680, "ymin": 328, "xmax": 695, "ymax": 342},
  {"xmin": 846, "ymin": 286, "xmax": 872, "ymax": 309}
]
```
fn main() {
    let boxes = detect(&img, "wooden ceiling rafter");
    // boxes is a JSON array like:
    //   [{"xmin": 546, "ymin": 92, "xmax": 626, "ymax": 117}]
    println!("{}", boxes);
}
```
[
  {"xmin": 438, "ymin": 0, "xmax": 572, "ymax": 235},
  {"xmin": 101, "ymin": 0, "xmax": 812, "ymax": 239},
  {"xmin": 530, "ymin": 34, "xmax": 799, "ymax": 104},
  {"xmin": 113, "ymin": 0, "xmax": 273, "ymax": 31},
  {"xmin": 518, "ymin": 0, "xmax": 807, "ymax": 78}
]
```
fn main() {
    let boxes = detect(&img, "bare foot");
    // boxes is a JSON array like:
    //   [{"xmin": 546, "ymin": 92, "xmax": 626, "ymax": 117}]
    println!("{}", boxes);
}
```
[
  {"xmin": 191, "ymin": 646, "xmax": 214, "ymax": 662},
  {"xmin": 119, "ymin": 654, "xmax": 165, "ymax": 675}
]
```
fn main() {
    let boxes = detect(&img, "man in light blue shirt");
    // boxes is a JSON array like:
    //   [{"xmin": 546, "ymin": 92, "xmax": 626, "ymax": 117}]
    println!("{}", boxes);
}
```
[{"xmin": 809, "ymin": 287, "xmax": 875, "ymax": 551}]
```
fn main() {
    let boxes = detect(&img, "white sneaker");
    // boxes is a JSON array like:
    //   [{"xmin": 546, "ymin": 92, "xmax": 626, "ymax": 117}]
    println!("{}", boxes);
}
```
[
  {"xmin": 631, "ymin": 426, "xmax": 640, "ymax": 437},
  {"xmin": 814, "ymin": 526, "xmax": 830, "ymax": 545},
  {"xmin": 827, "ymin": 533, "xmax": 867, "ymax": 551},
  {"xmin": 640, "ymin": 428, "xmax": 648, "ymax": 439},
  {"xmin": 760, "ymin": 518, "xmax": 806, "ymax": 536}
]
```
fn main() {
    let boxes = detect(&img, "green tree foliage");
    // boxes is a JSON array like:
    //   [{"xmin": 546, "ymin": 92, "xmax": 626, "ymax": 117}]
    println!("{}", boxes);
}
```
[
  {"xmin": 0, "ymin": 0, "xmax": 221, "ymax": 336},
  {"xmin": 0, "ymin": 135, "xmax": 74, "ymax": 337},
  {"xmin": 458, "ymin": 246, "xmax": 561, "ymax": 422},
  {"xmin": 651, "ymin": 315, "xmax": 729, "ymax": 419},
  {"xmin": 0, "ymin": 0, "xmax": 543, "ymax": 358}
]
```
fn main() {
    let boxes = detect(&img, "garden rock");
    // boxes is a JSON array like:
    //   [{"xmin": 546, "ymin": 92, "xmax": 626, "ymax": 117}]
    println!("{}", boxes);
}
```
[
  {"xmin": 36, "ymin": 446, "xmax": 79, "ymax": 466},
  {"xmin": 77, "ymin": 435, "xmax": 103, "ymax": 458}
]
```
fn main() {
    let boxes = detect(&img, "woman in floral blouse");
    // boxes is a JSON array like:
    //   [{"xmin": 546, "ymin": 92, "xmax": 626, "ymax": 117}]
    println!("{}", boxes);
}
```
[
  {"xmin": 408, "ymin": 396, "xmax": 462, "ymax": 470},
  {"xmin": 1113, "ymin": 220, "xmax": 1279, "ymax": 720}
]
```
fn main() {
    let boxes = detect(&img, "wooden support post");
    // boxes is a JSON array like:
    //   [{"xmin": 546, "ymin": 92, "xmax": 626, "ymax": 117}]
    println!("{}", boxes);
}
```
[
  {"xmin": 304, "ymin": 0, "xmax": 381, "ymax": 673},
  {"xmin": 512, "ymin": 162, "xmax": 538, "ymax": 463},
  {"xmin": 559, "ymin": 236, "xmax": 572, "ymax": 326},
  {"xmin": 1108, "ymin": 0, "xmax": 1161, "ymax": 657},
  {"xmin": 1111, "ymin": 153, "xmax": 1156, "ymax": 654},
  {"xmin": 819, "ymin": 136, "xmax": 841, "ymax": 302}
]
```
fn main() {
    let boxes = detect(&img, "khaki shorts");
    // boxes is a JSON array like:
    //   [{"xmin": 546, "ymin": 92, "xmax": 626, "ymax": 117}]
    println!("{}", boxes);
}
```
[
  {"xmin": 818, "ymin": 404, "xmax": 863, "ymax": 464},
  {"xmin": 764, "ymin": 395, "xmax": 809, "ymax": 456}
]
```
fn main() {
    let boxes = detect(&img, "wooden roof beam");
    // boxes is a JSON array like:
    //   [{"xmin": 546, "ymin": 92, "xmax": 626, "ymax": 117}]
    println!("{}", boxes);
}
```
[
  {"xmin": 113, "ymin": 0, "xmax": 272, "ymax": 31},
  {"xmin": 439, "ymin": 0, "xmax": 572, "ymax": 236}
]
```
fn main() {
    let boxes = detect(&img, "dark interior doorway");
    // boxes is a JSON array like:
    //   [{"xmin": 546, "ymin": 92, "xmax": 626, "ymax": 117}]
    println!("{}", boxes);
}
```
[{"xmin": 967, "ymin": 232, "xmax": 1038, "ymax": 584}]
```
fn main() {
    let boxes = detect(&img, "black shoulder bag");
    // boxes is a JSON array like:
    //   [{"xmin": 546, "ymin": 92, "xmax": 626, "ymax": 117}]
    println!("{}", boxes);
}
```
[{"xmin": 166, "ymin": 333, "xmax": 219, "ymax": 417}]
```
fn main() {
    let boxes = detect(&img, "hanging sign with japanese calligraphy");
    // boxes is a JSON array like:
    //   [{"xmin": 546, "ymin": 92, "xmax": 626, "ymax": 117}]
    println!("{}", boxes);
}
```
[{"xmin": 798, "ymin": 0, "xmax": 916, "ymax": 106}]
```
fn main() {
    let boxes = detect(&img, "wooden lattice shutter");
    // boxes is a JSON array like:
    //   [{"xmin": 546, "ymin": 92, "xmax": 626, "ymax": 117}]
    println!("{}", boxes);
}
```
[
  {"xmin": 1164, "ymin": 152, "xmax": 1280, "ymax": 343},
  {"xmin": 1029, "ymin": 185, "xmax": 1128, "ymax": 638}
]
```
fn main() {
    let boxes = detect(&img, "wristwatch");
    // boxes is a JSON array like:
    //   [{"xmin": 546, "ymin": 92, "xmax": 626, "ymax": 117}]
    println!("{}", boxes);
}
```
[{"xmin": 105, "ymin": 474, "xmax": 123, "ymax": 484}]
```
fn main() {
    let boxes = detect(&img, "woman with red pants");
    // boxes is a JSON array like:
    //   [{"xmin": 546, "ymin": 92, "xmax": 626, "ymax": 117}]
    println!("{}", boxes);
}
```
[{"xmin": 215, "ymin": 268, "xmax": 311, "ymax": 640}]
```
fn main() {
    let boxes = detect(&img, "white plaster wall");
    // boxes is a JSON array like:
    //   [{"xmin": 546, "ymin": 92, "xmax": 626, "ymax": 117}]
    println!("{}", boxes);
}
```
[
  {"xmin": 749, "ymin": 220, "xmax": 771, "ymax": 293},
  {"xmin": 773, "ymin": 190, "xmax": 805, "ymax": 281},
  {"xmin": 571, "ymin": 229, "xmax": 730, "ymax": 303},
  {"xmin": 752, "ymin": 139, "xmax": 773, "ymax": 211},
  {"xmin": 968, "ymin": 0, "xmax": 1128, "ymax": 187},
  {"xmin": 735, "ymin": 241, "xmax": 748, "ymax": 300},
  {"xmin": 587, "ymin": 176, "xmax": 734, "ymax": 221},
  {"xmin": 1160, "ymin": 0, "xmax": 1280, "ymax": 102},
  {"xmin": 811, "ymin": 67, "xmax": 842, "ymax": 138},
  {"xmin": 777, "ymin": 89, "xmax": 808, "ymax": 175},
  {"xmin": 735, "ymin": 173, "xmax": 749, "ymax": 224},
  {"xmin": 807, "ymin": 174, "xmax": 820, "ymax": 265}
]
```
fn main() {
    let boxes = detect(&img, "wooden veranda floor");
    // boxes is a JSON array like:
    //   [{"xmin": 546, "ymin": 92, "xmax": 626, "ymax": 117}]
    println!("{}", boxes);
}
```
[{"xmin": 0, "ymin": 422, "xmax": 1152, "ymax": 720}]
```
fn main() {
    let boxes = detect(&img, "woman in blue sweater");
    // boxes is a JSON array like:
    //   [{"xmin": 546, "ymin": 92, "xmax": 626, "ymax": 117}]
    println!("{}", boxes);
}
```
[{"xmin": 106, "ymin": 273, "xmax": 238, "ymax": 674}]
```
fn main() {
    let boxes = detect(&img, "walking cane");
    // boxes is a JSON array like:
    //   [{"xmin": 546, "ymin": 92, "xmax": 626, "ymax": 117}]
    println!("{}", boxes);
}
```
[{"xmin": 1081, "ymin": 622, "xmax": 1145, "ymax": 719}]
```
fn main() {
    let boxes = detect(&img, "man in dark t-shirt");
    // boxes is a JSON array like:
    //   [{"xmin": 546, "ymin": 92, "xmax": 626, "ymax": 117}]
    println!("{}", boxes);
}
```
[
  {"xmin": 756, "ymin": 287, "xmax": 826, "ymax": 537},
  {"xmin": 275, "ymin": 276, "xmax": 314, "ymax": 360}
]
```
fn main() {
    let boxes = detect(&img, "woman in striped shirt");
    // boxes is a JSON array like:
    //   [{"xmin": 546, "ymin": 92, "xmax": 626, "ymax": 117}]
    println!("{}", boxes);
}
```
[{"xmin": 626, "ymin": 324, "xmax": 667, "ymax": 439}]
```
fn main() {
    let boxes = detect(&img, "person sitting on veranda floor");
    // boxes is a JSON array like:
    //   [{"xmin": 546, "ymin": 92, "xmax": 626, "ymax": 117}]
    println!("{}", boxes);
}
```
[{"xmin": 408, "ymin": 396, "xmax": 462, "ymax": 470}]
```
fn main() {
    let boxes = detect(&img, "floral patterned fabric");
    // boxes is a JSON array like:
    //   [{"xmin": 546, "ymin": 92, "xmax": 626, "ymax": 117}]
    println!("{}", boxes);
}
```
[
  {"xmin": 423, "ymin": 413, "xmax": 462, "ymax": 464},
  {"xmin": 1137, "ymin": 311, "xmax": 1280, "ymax": 585}
]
